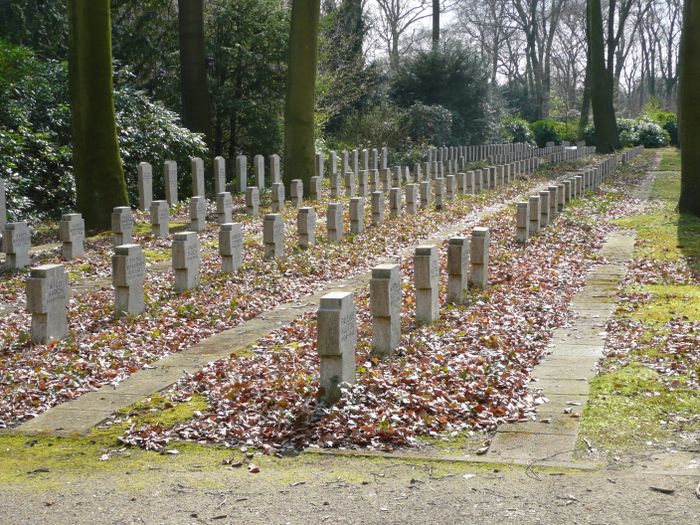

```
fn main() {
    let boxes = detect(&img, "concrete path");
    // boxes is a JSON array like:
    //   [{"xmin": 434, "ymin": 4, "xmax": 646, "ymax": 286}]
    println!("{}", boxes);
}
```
[
  {"xmin": 13, "ymin": 173, "xmax": 577, "ymax": 437},
  {"xmin": 487, "ymin": 167, "xmax": 655, "ymax": 465}
]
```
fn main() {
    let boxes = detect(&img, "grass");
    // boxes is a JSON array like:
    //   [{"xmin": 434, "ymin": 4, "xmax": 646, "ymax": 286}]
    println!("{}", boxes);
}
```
[{"xmin": 579, "ymin": 154, "xmax": 700, "ymax": 455}]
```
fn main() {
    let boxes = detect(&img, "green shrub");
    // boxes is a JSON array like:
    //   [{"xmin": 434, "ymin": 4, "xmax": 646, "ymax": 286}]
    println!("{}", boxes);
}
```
[
  {"xmin": 401, "ymin": 103, "xmax": 453, "ymax": 146},
  {"xmin": 635, "ymin": 119, "xmax": 670, "ymax": 148},
  {"xmin": 617, "ymin": 119, "xmax": 639, "ymax": 147},
  {"xmin": 500, "ymin": 117, "xmax": 535, "ymax": 145},
  {"xmin": 552, "ymin": 121, "xmax": 578, "ymax": 144},
  {"xmin": 333, "ymin": 103, "xmax": 406, "ymax": 150},
  {"xmin": 530, "ymin": 120, "xmax": 560, "ymax": 148}
]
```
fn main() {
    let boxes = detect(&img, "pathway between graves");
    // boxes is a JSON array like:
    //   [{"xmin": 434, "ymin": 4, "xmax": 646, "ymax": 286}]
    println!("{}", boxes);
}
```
[
  {"xmin": 485, "ymin": 166, "xmax": 656, "ymax": 465},
  {"xmin": 14, "ymin": 174, "xmax": 577, "ymax": 436}
]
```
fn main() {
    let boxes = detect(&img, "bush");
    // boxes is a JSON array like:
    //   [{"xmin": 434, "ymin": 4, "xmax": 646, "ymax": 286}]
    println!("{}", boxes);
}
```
[
  {"xmin": 332, "ymin": 103, "xmax": 406, "ymax": 150},
  {"xmin": 401, "ymin": 103, "xmax": 453, "ymax": 146},
  {"xmin": 635, "ymin": 119, "xmax": 670, "ymax": 148},
  {"xmin": 552, "ymin": 121, "xmax": 578, "ymax": 144},
  {"xmin": 390, "ymin": 40, "xmax": 493, "ymax": 145},
  {"xmin": 500, "ymin": 117, "xmax": 535, "ymax": 145},
  {"xmin": 617, "ymin": 119, "xmax": 638, "ymax": 147},
  {"xmin": 530, "ymin": 120, "xmax": 560, "ymax": 148}
]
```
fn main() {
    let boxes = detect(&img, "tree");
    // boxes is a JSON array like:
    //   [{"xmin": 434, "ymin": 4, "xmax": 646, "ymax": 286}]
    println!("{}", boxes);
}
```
[
  {"xmin": 432, "ymin": 0, "xmax": 440, "ymax": 48},
  {"xmin": 588, "ymin": 0, "xmax": 620, "ymax": 152},
  {"xmin": 373, "ymin": 0, "xmax": 432, "ymax": 69},
  {"xmin": 178, "ymin": 0, "xmax": 212, "ymax": 150},
  {"xmin": 283, "ymin": 0, "xmax": 321, "ymax": 193},
  {"xmin": 68, "ymin": 0, "xmax": 128, "ymax": 230},
  {"xmin": 679, "ymin": 0, "xmax": 700, "ymax": 214}
]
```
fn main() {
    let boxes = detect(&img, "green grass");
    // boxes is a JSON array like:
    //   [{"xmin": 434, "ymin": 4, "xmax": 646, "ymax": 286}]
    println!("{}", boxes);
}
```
[
  {"xmin": 580, "ymin": 158, "xmax": 700, "ymax": 455},
  {"xmin": 657, "ymin": 148, "xmax": 681, "ymax": 171}
]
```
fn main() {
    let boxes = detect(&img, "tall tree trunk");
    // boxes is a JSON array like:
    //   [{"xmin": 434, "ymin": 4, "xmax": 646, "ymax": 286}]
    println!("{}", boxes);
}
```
[
  {"xmin": 178, "ymin": 0, "xmax": 212, "ymax": 150},
  {"xmin": 679, "ymin": 0, "xmax": 700, "ymax": 215},
  {"xmin": 283, "ymin": 0, "xmax": 320, "ymax": 193},
  {"xmin": 68, "ymin": 0, "xmax": 128, "ymax": 230},
  {"xmin": 588, "ymin": 0, "xmax": 619, "ymax": 153},
  {"xmin": 578, "ymin": 59, "xmax": 592, "ymax": 140},
  {"xmin": 432, "ymin": 0, "xmax": 440, "ymax": 49}
]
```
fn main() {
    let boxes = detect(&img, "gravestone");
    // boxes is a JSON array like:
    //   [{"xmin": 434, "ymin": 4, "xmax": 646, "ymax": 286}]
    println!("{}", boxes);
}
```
[
  {"xmin": 445, "ymin": 175, "xmax": 456, "ymax": 200},
  {"xmin": 219, "ymin": 222, "xmax": 243, "ymax": 273},
  {"xmin": 59, "ymin": 213, "xmax": 85, "ymax": 259},
  {"xmin": 447, "ymin": 237, "xmax": 469, "ymax": 305},
  {"xmin": 315, "ymin": 152, "xmax": 324, "ymax": 179},
  {"xmin": 371, "ymin": 191, "xmax": 384, "ymax": 225},
  {"xmin": 371, "ymin": 148, "xmax": 379, "ymax": 170},
  {"xmin": 563, "ymin": 179, "xmax": 573, "ymax": 203},
  {"xmin": 414, "ymin": 245, "xmax": 439, "ymax": 325},
  {"xmin": 405, "ymin": 184, "xmax": 418, "ymax": 214},
  {"xmin": 236, "ymin": 155, "xmax": 247, "ymax": 193},
  {"xmin": 455, "ymin": 172, "xmax": 466, "ymax": 193},
  {"xmin": 433, "ymin": 178, "xmax": 445, "ymax": 209},
  {"xmin": 528, "ymin": 195, "xmax": 541, "ymax": 234},
  {"xmin": 344, "ymin": 172, "xmax": 355, "ymax": 197},
  {"xmin": 358, "ymin": 170, "xmax": 369, "ymax": 196},
  {"xmin": 26, "ymin": 264, "xmax": 69, "ymax": 343},
  {"xmin": 310, "ymin": 176, "xmax": 322, "ymax": 200},
  {"xmin": 317, "ymin": 291, "xmax": 357, "ymax": 403},
  {"xmin": 112, "ymin": 243, "xmax": 146, "ymax": 317},
  {"xmin": 548, "ymin": 186, "xmax": 558, "ymax": 218},
  {"xmin": 381, "ymin": 146, "xmax": 389, "ymax": 170},
  {"xmin": 389, "ymin": 188, "xmax": 401, "ymax": 218},
  {"xmin": 370, "ymin": 264, "xmax": 401, "ymax": 357},
  {"xmin": 349, "ymin": 197, "xmax": 365, "ymax": 235},
  {"xmin": 191, "ymin": 157, "xmax": 205, "ymax": 197},
  {"xmin": 290, "ymin": 179, "xmax": 303, "ymax": 207},
  {"xmin": 137, "ymin": 162, "xmax": 153, "ymax": 211},
  {"xmin": 3, "ymin": 222, "xmax": 31, "ymax": 270},
  {"xmin": 327, "ymin": 203, "xmax": 344, "ymax": 242},
  {"xmin": 330, "ymin": 150, "xmax": 337, "ymax": 176},
  {"xmin": 466, "ymin": 171, "xmax": 476, "ymax": 194},
  {"xmin": 420, "ymin": 181, "xmax": 431, "ymax": 208},
  {"xmin": 539, "ymin": 190, "xmax": 550, "ymax": 227},
  {"xmin": 245, "ymin": 186, "xmax": 260, "ymax": 217},
  {"xmin": 189, "ymin": 196, "xmax": 207, "ymax": 231},
  {"xmin": 394, "ymin": 166, "xmax": 402, "ymax": 187},
  {"xmin": 469, "ymin": 227, "xmax": 489, "ymax": 289},
  {"xmin": 271, "ymin": 182, "xmax": 285, "ymax": 213},
  {"xmin": 516, "ymin": 202, "xmax": 529, "ymax": 243},
  {"xmin": 381, "ymin": 169, "xmax": 391, "ymax": 193},
  {"xmin": 352, "ymin": 149, "xmax": 359, "ymax": 177},
  {"xmin": 111, "ymin": 207, "xmax": 133, "ymax": 246},
  {"xmin": 263, "ymin": 213, "xmax": 284, "ymax": 259},
  {"xmin": 342, "ymin": 150, "xmax": 349, "ymax": 174},
  {"xmin": 217, "ymin": 191, "xmax": 233, "ymax": 223},
  {"xmin": 172, "ymin": 231, "xmax": 200, "ymax": 291},
  {"xmin": 254, "ymin": 155, "xmax": 265, "ymax": 190},
  {"xmin": 269, "ymin": 154, "xmax": 281, "ymax": 184},
  {"xmin": 330, "ymin": 173, "xmax": 341, "ymax": 198},
  {"xmin": 298, "ymin": 207, "xmax": 317, "ymax": 248},
  {"xmin": 150, "ymin": 200, "xmax": 169, "ymax": 239},
  {"xmin": 557, "ymin": 183, "xmax": 566, "ymax": 211},
  {"xmin": 214, "ymin": 156, "xmax": 226, "ymax": 194},
  {"xmin": 164, "ymin": 161, "xmax": 178, "ymax": 205},
  {"xmin": 370, "ymin": 169, "xmax": 380, "ymax": 193}
]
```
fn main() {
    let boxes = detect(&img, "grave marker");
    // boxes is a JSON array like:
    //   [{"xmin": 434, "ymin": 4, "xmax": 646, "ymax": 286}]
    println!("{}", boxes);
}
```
[
  {"xmin": 189, "ymin": 196, "xmax": 206, "ymax": 231},
  {"xmin": 59, "ymin": 213, "xmax": 85, "ymax": 259},
  {"xmin": 214, "ymin": 156, "xmax": 226, "ymax": 194},
  {"xmin": 172, "ymin": 231, "xmax": 200, "ymax": 291},
  {"xmin": 298, "ymin": 207, "xmax": 317, "ymax": 248},
  {"xmin": 150, "ymin": 200, "xmax": 169, "ymax": 239},
  {"xmin": 349, "ymin": 197, "xmax": 365, "ymax": 234},
  {"xmin": 469, "ymin": 227, "xmax": 489, "ymax": 289},
  {"xmin": 290, "ymin": 179, "xmax": 303, "ymax": 207},
  {"xmin": 370, "ymin": 264, "xmax": 401, "ymax": 357},
  {"xmin": 254, "ymin": 155, "xmax": 265, "ymax": 190},
  {"xmin": 236, "ymin": 155, "xmax": 247, "ymax": 193},
  {"xmin": 111, "ymin": 207, "xmax": 133, "ymax": 246},
  {"xmin": 317, "ymin": 291, "xmax": 357, "ymax": 403},
  {"xmin": 516, "ymin": 202, "xmax": 529, "ymax": 243},
  {"xmin": 217, "ymin": 192, "xmax": 233, "ymax": 223},
  {"xmin": 271, "ymin": 182, "xmax": 285, "ymax": 213},
  {"xmin": 137, "ymin": 162, "xmax": 153, "ymax": 211},
  {"xmin": 414, "ymin": 245, "xmax": 439, "ymax": 325},
  {"xmin": 219, "ymin": 222, "xmax": 243, "ymax": 273},
  {"xmin": 112, "ymin": 243, "xmax": 145, "ymax": 317},
  {"xmin": 26, "ymin": 264, "xmax": 68, "ymax": 343},
  {"xmin": 164, "ymin": 161, "xmax": 178, "ymax": 205},
  {"xmin": 246, "ymin": 186, "xmax": 260, "ymax": 217},
  {"xmin": 447, "ymin": 237, "xmax": 469, "ymax": 304},
  {"xmin": 263, "ymin": 214, "xmax": 284, "ymax": 259},
  {"xmin": 191, "ymin": 157, "xmax": 205, "ymax": 197},
  {"xmin": 327, "ymin": 203, "xmax": 344, "ymax": 242}
]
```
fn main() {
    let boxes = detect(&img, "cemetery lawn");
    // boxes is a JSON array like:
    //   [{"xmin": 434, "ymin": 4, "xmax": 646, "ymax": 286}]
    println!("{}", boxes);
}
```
[
  {"xmin": 0, "ymin": 163, "xmax": 592, "ymax": 429},
  {"xmin": 579, "ymin": 151, "xmax": 700, "ymax": 456},
  {"xmin": 113, "ymin": 157, "xmax": 654, "ymax": 454}
]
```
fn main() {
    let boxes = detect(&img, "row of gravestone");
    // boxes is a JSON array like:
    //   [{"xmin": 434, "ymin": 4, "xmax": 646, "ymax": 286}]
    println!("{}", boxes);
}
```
[
  {"xmin": 315, "ymin": 146, "xmax": 646, "ymax": 404},
  {"xmin": 0, "ymin": 153, "xmax": 544, "ymax": 272},
  {"xmin": 18, "ymin": 148, "xmax": 542, "ymax": 345},
  {"xmin": 17, "ymin": 145, "xmax": 631, "ymax": 346}
]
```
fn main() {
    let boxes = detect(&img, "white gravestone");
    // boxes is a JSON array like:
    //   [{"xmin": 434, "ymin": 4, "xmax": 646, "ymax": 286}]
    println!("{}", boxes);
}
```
[
  {"xmin": 189, "ymin": 196, "xmax": 207, "ymax": 232},
  {"xmin": 349, "ymin": 197, "xmax": 365, "ymax": 235},
  {"xmin": 528, "ymin": 195, "xmax": 541, "ymax": 234},
  {"xmin": 414, "ymin": 245, "xmax": 439, "ymax": 325},
  {"xmin": 137, "ymin": 162, "xmax": 153, "ymax": 211},
  {"xmin": 469, "ymin": 227, "xmax": 489, "ymax": 289},
  {"xmin": 310, "ymin": 175, "xmax": 322, "ymax": 200},
  {"xmin": 271, "ymin": 182, "xmax": 285, "ymax": 213},
  {"xmin": 59, "ymin": 213, "xmax": 85, "ymax": 259},
  {"xmin": 298, "ymin": 207, "xmax": 317, "ymax": 248},
  {"xmin": 370, "ymin": 263, "xmax": 401, "ymax": 357},
  {"xmin": 290, "ymin": 179, "xmax": 303, "ymax": 207},
  {"xmin": 419, "ymin": 181, "xmax": 431, "ymax": 208},
  {"xmin": 191, "ymin": 157, "xmax": 205, "ymax": 197},
  {"xmin": 245, "ymin": 186, "xmax": 260, "ymax": 217},
  {"xmin": 371, "ymin": 191, "xmax": 384, "ymax": 225},
  {"xmin": 326, "ymin": 203, "xmax": 344, "ymax": 242},
  {"xmin": 217, "ymin": 191, "xmax": 233, "ymax": 223},
  {"xmin": 219, "ymin": 222, "xmax": 243, "ymax": 273},
  {"xmin": 172, "ymin": 231, "xmax": 200, "ymax": 291},
  {"xmin": 269, "ymin": 154, "xmax": 281, "ymax": 184},
  {"xmin": 447, "ymin": 237, "xmax": 469, "ymax": 305},
  {"xmin": 516, "ymin": 202, "xmax": 529, "ymax": 244},
  {"xmin": 26, "ymin": 264, "xmax": 69, "ymax": 343},
  {"xmin": 164, "ymin": 161, "xmax": 178, "ymax": 205},
  {"xmin": 263, "ymin": 213, "xmax": 284, "ymax": 259},
  {"xmin": 405, "ymin": 184, "xmax": 418, "ymax": 214},
  {"xmin": 150, "ymin": 200, "xmax": 169, "ymax": 239},
  {"xmin": 111, "ymin": 207, "xmax": 133, "ymax": 246},
  {"xmin": 317, "ymin": 291, "xmax": 357, "ymax": 403},
  {"xmin": 3, "ymin": 222, "xmax": 31, "ymax": 270},
  {"xmin": 236, "ymin": 155, "xmax": 247, "ymax": 193},
  {"xmin": 389, "ymin": 187, "xmax": 401, "ymax": 218},
  {"xmin": 214, "ymin": 156, "xmax": 226, "ymax": 194},
  {"xmin": 112, "ymin": 243, "xmax": 146, "ymax": 317},
  {"xmin": 254, "ymin": 155, "xmax": 265, "ymax": 190}
]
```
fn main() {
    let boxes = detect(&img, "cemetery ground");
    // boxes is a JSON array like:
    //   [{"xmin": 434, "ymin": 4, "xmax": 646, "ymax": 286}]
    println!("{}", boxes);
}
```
[{"xmin": 1, "ymin": 150, "xmax": 699, "ymax": 523}]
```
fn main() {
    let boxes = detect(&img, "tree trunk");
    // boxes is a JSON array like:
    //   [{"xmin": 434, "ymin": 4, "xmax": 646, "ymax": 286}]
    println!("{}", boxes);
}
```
[
  {"xmin": 579, "ymin": 52, "xmax": 592, "ymax": 139},
  {"xmin": 679, "ymin": 0, "xmax": 700, "ymax": 215},
  {"xmin": 68, "ymin": 0, "xmax": 128, "ymax": 230},
  {"xmin": 283, "ymin": 0, "xmax": 320, "ymax": 193},
  {"xmin": 588, "ymin": 0, "xmax": 619, "ymax": 153},
  {"xmin": 178, "ymin": 0, "xmax": 212, "ymax": 150},
  {"xmin": 432, "ymin": 0, "xmax": 439, "ymax": 49}
]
